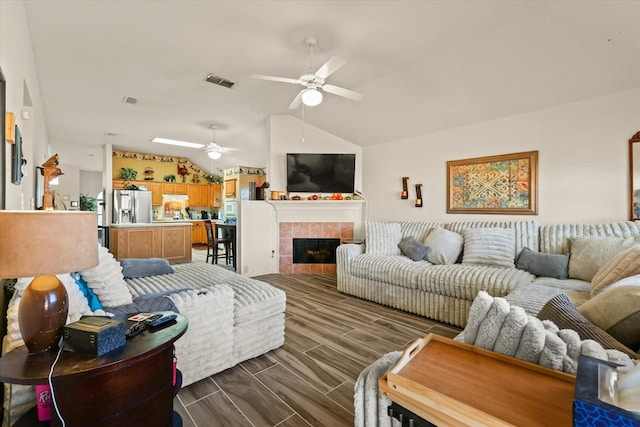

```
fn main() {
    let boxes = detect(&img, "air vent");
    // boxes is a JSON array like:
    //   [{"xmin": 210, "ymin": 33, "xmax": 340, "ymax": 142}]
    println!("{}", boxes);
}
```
[
  {"xmin": 103, "ymin": 132, "xmax": 117, "ymax": 137},
  {"xmin": 205, "ymin": 74, "xmax": 236, "ymax": 89},
  {"xmin": 122, "ymin": 96, "xmax": 138, "ymax": 105}
]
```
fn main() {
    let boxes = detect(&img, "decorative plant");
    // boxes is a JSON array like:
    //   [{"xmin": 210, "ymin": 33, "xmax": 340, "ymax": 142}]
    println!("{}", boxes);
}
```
[
  {"xmin": 164, "ymin": 174, "xmax": 176, "ymax": 182},
  {"xmin": 177, "ymin": 164, "xmax": 190, "ymax": 182},
  {"xmin": 119, "ymin": 167, "xmax": 138, "ymax": 180},
  {"xmin": 79, "ymin": 194, "xmax": 97, "ymax": 211},
  {"xmin": 204, "ymin": 174, "xmax": 224, "ymax": 184}
]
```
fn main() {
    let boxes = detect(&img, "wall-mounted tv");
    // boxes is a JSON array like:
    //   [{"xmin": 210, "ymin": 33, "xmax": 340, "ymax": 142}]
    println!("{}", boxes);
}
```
[{"xmin": 286, "ymin": 153, "xmax": 356, "ymax": 193}]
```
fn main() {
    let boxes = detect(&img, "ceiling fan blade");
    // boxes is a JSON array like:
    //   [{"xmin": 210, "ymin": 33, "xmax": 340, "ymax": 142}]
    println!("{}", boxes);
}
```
[
  {"xmin": 288, "ymin": 90, "xmax": 304, "ymax": 109},
  {"xmin": 251, "ymin": 74, "xmax": 301, "ymax": 85},
  {"xmin": 315, "ymin": 56, "xmax": 346, "ymax": 79},
  {"xmin": 322, "ymin": 84, "xmax": 364, "ymax": 101}
]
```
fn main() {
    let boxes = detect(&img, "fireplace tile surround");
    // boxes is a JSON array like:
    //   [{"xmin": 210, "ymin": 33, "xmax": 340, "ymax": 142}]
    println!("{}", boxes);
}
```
[{"xmin": 279, "ymin": 222, "xmax": 353, "ymax": 273}]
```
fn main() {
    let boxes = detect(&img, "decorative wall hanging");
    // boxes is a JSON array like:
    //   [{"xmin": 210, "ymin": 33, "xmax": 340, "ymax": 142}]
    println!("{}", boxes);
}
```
[
  {"xmin": 415, "ymin": 183, "xmax": 423, "ymax": 207},
  {"xmin": 401, "ymin": 177, "xmax": 409, "ymax": 199},
  {"xmin": 447, "ymin": 150, "xmax": 538, "ymax": 215},
  {"xmin": 5, "ymin": 112, "xmax": 14, "ymax": 144}
]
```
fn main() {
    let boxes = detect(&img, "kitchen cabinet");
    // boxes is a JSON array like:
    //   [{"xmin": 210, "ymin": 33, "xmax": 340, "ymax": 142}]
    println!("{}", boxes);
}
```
[
  {"xmin": 188, "ymin": 184, "xmax": 211, "ymax": 207},
  {"xmin": 191, "ymin": 221, "xmax": 206, "ymax": 244},
  {"xmin": 110, "ymin": 224, "xmax": 192, "ymax": 263},
  {"xmin": 163, "ymin": 183, "xmax": 188, "ymax": 195},
  {"xmin": 210, "ymin": 184, "xmax": 222, "ymax": 207},
  {"xmin": 225, "ymin": 179, "xmax": 237, "ymax": 199},
  {"xmin": 149, "ymin": 182, "xmax": 163, "ymax": 205}
]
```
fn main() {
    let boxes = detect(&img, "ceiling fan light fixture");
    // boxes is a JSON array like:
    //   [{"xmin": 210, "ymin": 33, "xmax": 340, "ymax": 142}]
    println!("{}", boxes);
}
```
[
  {"xmin": 301, "ymin": 88, "xmax": 322, "ymax": 106},
  {"xmin": 207, "ymin": 150, "xmax": 222, "ymax": 160}
]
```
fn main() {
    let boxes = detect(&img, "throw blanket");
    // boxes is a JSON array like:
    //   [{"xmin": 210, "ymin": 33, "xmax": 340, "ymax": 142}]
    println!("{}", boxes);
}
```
[
  {"xmin": 462, "ymin": 291, "xmax": 634, "ymax": 374},
  {"xmin": 354, "ymin": 351, "xmax": 402, "ymax": 427}
]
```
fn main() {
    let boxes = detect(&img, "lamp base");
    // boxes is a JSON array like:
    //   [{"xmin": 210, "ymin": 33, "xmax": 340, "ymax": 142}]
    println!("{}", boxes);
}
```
[{"xmin": 18, "ymin": 275, "xmax": 69, "ymax": 354}]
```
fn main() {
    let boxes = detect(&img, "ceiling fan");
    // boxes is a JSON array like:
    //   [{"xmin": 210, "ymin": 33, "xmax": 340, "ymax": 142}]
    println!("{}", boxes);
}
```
[
  {"xmin": 203, "ymin": 124, "xmax": 235, "ymax": 159},
  {"xmin": 252, "ymin": 37, "xmax": 363, "ymax": 109}
]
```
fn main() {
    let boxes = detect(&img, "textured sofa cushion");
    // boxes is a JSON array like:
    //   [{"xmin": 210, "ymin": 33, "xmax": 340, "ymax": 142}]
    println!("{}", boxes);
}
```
[
  {"xmin": 568, "ymin": 236, "xmax": 640, "ymax": 281},
  {"xmin": 590, "ymin": 245, "xmax": 640, "ymax": 296},
  {"xmin": 80, "ymin": 246, "xmax": 133, "ymax": 307},
  {"xmin": 579, "ymin": 274, "xmax": 640, "ymax": 350},
  {"xmin": 398, "ymin": 236, "xmax": 431, "ymax": 261},
  {"xmin": 462, "ymin": 227, "xmax": 515, "ymax": 268},
  {"xmin": 515, "ymin": 247, "xmax": 570, "ymax": 279},
  {"xmin": 538, "ymin": 293, "xmax": 638, "ymax": 358},
  {"xmin": 423, "ymin": 227, "xmax": 463, "ymax": 265},
  {"xmin": 366, "ymin": 222, "xmax": 402, "ymax": 256},
  {"xmin": 120, "ymin": 258, "xmax": 175, "ymax": 279}
]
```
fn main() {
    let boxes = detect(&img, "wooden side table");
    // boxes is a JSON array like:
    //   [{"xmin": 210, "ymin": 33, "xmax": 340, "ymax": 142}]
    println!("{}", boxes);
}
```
[
  {"xmin": 379, "ymin": 334, "xmax": 576, "ymax": 427},
  {"xmin": 0, "ymin": 315, "xmax": 188, "ymax": 427}
]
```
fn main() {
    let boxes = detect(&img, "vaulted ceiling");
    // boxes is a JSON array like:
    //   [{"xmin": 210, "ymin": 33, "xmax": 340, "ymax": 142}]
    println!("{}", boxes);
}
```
[{"xmin": 22, "ymin": 1, "xmax": 640, "ymax": 172}]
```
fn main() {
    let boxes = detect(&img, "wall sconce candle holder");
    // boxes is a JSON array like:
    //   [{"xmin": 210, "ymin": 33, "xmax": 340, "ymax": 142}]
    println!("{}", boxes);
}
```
[
  {"xmin": 415, "ymin": 184, "xmax": 423, "ymax": 207},
  {"xmin": 401, "ymin": 177, "xmax": 409, "ymax": 199}
]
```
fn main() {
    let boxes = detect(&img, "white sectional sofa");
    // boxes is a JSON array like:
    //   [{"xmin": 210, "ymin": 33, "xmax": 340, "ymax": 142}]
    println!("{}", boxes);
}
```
[
  {"xmin": 337, "ymin": 220, "xmax": 640, "ymax": 327},
  {"xmin": 3, "ymin": 248, "xmax": 285, "ymax": 424}
]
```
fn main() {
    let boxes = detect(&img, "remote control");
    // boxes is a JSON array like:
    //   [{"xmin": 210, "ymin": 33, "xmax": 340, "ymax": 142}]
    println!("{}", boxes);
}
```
[{"xmin": 146, "ymin": 311, "xmax": 177, "ymax": 327}]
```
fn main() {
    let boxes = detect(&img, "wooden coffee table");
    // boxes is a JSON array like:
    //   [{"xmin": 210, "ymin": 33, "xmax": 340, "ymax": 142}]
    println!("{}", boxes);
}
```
[{"xmin": 379, "ymin": 334, "xmax": 576, "ymax": 427}]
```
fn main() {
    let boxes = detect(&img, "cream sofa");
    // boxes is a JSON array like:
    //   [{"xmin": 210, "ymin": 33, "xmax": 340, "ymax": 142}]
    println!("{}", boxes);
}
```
[
  {"xmin": 3, "ymin": 248, "xmax": 286, "ymax": 425},
  {"xmin": 337, "ymin": 220, "xmax": 640, "ymax": 327}
]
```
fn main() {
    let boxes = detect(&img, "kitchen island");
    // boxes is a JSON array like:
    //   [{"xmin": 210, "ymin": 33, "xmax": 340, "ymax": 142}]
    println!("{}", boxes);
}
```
[{"xmin": 110, "ymin": 222, "xmax": 192, "ymax": 263}]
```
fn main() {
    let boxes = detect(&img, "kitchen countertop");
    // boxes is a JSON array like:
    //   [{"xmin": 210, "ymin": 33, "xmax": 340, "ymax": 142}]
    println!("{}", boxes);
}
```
[{"xmin": 111, "ymin": 222, "xmax": 194, "ymax": 228}]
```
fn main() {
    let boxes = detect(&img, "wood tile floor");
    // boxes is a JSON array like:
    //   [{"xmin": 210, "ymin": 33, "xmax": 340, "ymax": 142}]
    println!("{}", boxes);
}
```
[{"xmin": 176, "ymin": 251, "xmax": 461, "ymax": 426}]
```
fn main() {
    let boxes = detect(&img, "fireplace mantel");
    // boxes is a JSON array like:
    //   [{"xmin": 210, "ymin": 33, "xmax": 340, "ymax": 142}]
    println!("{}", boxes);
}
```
[{"xmin": 269, "ymin": 200, "xmax": 364, "ymax": 224}]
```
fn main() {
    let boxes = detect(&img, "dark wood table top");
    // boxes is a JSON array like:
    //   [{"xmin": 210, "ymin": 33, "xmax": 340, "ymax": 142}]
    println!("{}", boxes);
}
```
[{"xmin": 0, "ymin": 314, "xmax": 187, "ymax": 385}]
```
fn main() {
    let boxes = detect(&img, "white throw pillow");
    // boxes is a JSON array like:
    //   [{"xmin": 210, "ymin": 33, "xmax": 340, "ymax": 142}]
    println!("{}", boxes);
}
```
[
  {"xmin": 365, "ymin": 222, "xmax": 402, "ymax": 256},
  {"xmin": 422, "ymin": 227, "xmax": 463, "ymax": 265},
  {"xmin": 462, "ymin": 227, "xmax": 516, "ymax": 268},
  {"xmin": 569, "ymin": 236, "xmax": 640, "ymax": 282},
  {"xmin": 80, "ymin": 246, "xmax": 133, "ymax": 307}
]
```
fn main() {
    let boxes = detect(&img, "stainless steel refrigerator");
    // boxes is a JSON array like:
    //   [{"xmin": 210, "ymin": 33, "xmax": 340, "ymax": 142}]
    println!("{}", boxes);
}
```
[{"xmin": 113, "ymin": 190, "xmax": 153, "ymax": 224}]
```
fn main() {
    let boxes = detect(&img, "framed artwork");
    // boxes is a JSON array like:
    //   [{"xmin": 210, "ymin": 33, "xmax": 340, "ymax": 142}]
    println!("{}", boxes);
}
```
[
  {"xmin": 447, "ymin": 150, "xmax": 538, "ymax": 215},
  {"xmin": 0, "ymin": 67, "xmax": 5, "ymax": 208}
]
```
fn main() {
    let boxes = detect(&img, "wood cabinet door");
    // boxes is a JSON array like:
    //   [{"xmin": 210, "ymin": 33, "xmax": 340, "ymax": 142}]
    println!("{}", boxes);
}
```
[
  {"xmin": 210, "ymin": 184, "xmax": 222, "ymax": 207},
  {"xmin": 150, "ymin": 182, "xmax": 163, "ymax": 205},
  {"xmin": 188, "ymin": 184, "xmax": 199, "ymax": 206},
  {"xmin": 162, "ymin": 183, "xmax": 176, "ymax": 194},
  {"xmin": 225, "ymin": 179, "xmax": 237, "ymax": 199},
  {"xmin": 175, "ymin": 183, "xmax": 188, "ymax": 195}
]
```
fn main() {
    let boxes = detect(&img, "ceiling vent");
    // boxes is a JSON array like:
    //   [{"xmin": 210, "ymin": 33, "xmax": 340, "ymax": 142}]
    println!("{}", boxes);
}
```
[
  {"xmin": 205, "ymin": 74, "xmax": 236, "ymax": 89},
  {"xmin": 122, "ymin": 96, "xmax": 138, "ymax": 105}
]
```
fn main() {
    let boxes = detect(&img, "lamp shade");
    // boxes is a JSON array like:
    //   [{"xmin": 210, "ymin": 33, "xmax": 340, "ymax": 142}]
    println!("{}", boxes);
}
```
[
  {"xmin": 0, "ymin": 211, "xmax": 99, "ymax": 278},
  {"xmin": 0, "ymin": 211, "xmax": 99, "ymax": 353},
  {"xmin": 207, "ymin": 150, "xmax": 222, "ymax": 160}
]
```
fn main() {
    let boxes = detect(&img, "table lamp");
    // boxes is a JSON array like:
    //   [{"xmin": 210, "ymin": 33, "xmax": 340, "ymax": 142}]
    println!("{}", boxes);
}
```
[{"xmin": 0, "ymin": 211, "xmax": 98, "ymax": 353}]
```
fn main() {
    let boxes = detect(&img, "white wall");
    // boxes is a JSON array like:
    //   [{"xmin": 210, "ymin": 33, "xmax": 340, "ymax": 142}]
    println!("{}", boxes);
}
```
[
  {"xmin": 363, "ymin": 89, "xmax": 640, "ymax": 224},
  {"xmin": 267, "ymin": 115, "xmax": 363, "ymax": 195},
  {"xmin": 1, "ymin": 1, "xmax": 49, "ymax": 210}
]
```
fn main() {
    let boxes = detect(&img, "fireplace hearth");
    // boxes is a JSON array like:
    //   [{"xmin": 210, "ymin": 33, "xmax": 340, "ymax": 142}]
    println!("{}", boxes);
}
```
[{"xmin": 293, "ymin": 238, "xmax": 341, "ymax": 264}]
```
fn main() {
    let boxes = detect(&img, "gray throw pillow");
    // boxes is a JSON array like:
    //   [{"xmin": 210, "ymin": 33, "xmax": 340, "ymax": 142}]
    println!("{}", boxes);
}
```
[
  {"xmin": 120, "ymin": 258, "xmax": 175, "ymax": 279},
  {"xmin": 515, "ymin": 247, "xmax": 570, "ymax": 279},
  {"xmin": 397, "ymin": 236, "xmax": 431, "ymax": 262}
]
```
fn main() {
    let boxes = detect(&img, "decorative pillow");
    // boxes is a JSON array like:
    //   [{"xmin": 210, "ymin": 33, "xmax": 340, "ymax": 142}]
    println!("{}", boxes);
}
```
[
  {"xmin": 70, "ymin": 272, "xmax": 104, "ymax": 311},
  {"xmin": 590, "ymin": 245, "xmax": 640, "ymax": 296},
  {"xmin": 120, "ymin": 258, "xmax": 175, "ymax": 279},
  {"xmin": 538, "ymin": 294, "xmax": 638, "ymax": 358},
  {"xmin": 462, "ymin": 227, "xmax": 515, "ymax": 268},
  {"xmin": 79, "ymin": 246, "xmax": 133, "ymax": 308},
  {"xmin": 578, "ymin": 275, "xmax": 640, "ymax": 351},
  {"xmin": 515, "ymin": 247, "xmax": 570, "ymax": 279},
  {"xmin": 397, "ymin": 236, "xmax": 430, "ymax": 262},
  {"xmin": 568, "ymin": 236, "xmax": 640, "ymax": 282},
  {"xmin": 365, "ymin": 222, "xmax": 402, "ymax": 256},
  {"xmin": 422, "ymin": 227, "xmax": 463, "ymax": 265}
]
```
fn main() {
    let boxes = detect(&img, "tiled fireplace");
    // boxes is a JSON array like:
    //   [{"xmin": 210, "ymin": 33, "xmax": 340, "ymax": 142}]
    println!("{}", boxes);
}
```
[{"xmin": 279, "ymin": 222, "xmax": 354, "ymax": 273}]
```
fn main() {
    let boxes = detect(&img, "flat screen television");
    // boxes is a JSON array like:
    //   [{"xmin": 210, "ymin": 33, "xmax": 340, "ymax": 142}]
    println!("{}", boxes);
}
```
[{"xmin": 286, "ymin": 153, "xmax": 356, "ymax": 193}]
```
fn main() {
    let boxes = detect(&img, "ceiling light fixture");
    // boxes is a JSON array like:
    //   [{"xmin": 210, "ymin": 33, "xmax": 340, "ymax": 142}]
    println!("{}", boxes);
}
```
[
  {"xmin": 301, "ymin": 87, "xmax": 323, "ymax": 107},
  {"xmin": 151, "ymin": 137, "xmax": 204, "ymax": 149},
  {"xmin": 207, "ymin": 150, "xmax": 222, "ymax": 160}
]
